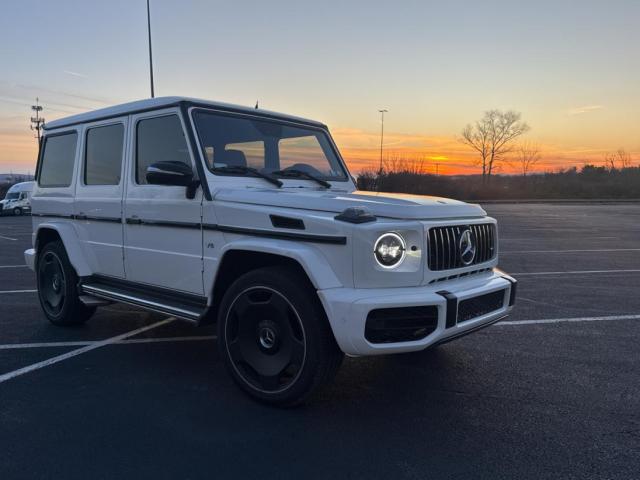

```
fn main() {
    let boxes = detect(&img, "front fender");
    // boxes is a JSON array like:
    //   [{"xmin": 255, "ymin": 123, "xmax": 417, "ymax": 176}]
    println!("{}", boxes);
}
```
[
  {"xmin": 210, "ymin": 238, "xmax": 345, "ymax": 291},
  {"xmin": 35, "ymin": 222, "xmax": 92, "ymax": 277}
]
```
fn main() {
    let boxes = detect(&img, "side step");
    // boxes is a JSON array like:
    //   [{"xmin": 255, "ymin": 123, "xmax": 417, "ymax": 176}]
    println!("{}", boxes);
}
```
[
  {"xmin": 79, "ymin": 276, "xmax": 208, "ymax": 323},
  {"xmin": 79, "ymin": 295, "xmax": 112, "ymax": 307}
]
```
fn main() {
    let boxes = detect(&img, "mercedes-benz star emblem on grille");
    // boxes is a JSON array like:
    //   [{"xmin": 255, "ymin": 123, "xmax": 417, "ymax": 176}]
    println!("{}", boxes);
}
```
[{"xmin": 458, "ymin": 228, "xmax": 477, "ymax": 266}]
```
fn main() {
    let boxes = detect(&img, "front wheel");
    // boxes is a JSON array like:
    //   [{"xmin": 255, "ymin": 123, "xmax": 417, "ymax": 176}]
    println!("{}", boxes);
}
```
[
  {"xmin": 217, "ymin": 266, "xmax": 343, "ymax": 406},
  {"xmin": 13, "ymin": 207, "xmax": 22, "ymax": 216},
  {"xmin": 36, "ymin": 240, "xmax": 95, "ymax": 326}
]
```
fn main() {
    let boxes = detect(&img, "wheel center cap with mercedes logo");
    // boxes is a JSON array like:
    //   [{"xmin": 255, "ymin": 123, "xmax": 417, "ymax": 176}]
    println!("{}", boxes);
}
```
[{"xmin": 458, "ymin": 228, "xmax": 477, "ymax": 265}]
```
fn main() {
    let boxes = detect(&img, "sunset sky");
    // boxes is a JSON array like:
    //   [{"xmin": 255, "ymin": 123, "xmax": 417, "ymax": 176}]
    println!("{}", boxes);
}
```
[{"xmin": 1, "ymin": 0, "xmax": 638, "ymax": 175}]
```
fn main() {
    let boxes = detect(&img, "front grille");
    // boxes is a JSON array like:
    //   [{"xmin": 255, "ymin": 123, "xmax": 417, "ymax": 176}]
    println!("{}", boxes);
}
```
[
  {"xmin": 365, "ymin": 306, "xmax": 438, "ymax": 344},
  {"xmin": 457, "ymin": 290, "xmax": 506, "ymax": 323},
  {"xmin": 429, "ymin": 267, "xmax": 493, "ymax": 285},
  {"xmin": 427, "ymin": 223, "xmax": 496, "ymax": 271}
]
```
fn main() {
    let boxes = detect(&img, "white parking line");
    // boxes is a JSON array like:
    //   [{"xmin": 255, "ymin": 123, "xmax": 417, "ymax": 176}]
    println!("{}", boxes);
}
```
[
  {"xmin": 0, "ymin": 265, "xmax": 28, "ymax": 269},
  {"xmin": 0, "ymin": 289, "xmax": 37, "ymax": 294},
  {"xmin": 0, "ymin": 317, "xmax": 175, "ymax": 384},
  {"xmin": 0, "ymin": 235, "xmax": 18, "ymax": 241},
  {"xmin": 0, "ymin": 335, "xmax": 217, "ymax": 350},
  {"xmin": 502, "ymin": 248, "xmax": 640, "ymax": 254},
  {"xmin": 497, "ymin": 314, "xmax": 640, "ymax": 325},
  {"xmin": 0, "ymin": 312, "xmax": 635, "ymax": 351},
  {"xmin": 512, "ymin": 269, "xmax": 640, "ymax": 276}
]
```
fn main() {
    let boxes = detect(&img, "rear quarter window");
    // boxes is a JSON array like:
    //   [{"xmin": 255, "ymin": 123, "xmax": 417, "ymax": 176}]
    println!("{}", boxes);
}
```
[{"xmin": 38, "ymin": 132, "xmax": 78, "ymax": 187}]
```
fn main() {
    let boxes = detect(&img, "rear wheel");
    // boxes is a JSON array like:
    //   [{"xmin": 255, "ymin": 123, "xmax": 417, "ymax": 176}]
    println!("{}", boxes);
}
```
[
  {"xmin": 217, "ymin": 266, "xmax": 343, "ymax": 406},
  {"xmin": 13, "ymin": 207, "xmax": 22, "ymax": 216},
  {"xmin": 37, "ymin": 240, "xmax": 95, "ymax": 325}
]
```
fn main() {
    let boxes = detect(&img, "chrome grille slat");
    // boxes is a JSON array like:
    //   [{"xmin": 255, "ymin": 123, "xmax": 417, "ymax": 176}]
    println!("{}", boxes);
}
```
[
  {"xmin": 437, "ymin": 228, "xmax": 443, "ymax": 270},
  {"xmin": 432, "ymin": 228, "xmax": 439, "ymax": 270},
  {"xmin": 427, "ymin": 223, "xmax": 496, "ymax": 271}
]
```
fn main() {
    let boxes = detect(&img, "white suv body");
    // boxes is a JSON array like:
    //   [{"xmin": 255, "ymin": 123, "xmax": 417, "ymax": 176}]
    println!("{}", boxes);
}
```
[{"xmin": 25, "ymin": 97, "xmax": 516, "ymax": 405}]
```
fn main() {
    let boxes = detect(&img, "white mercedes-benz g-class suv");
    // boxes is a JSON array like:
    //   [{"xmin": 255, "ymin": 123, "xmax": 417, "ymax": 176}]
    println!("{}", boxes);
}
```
[{"xmin": 25, "ymin": 97, "xmax": 516, "ymax": 405}]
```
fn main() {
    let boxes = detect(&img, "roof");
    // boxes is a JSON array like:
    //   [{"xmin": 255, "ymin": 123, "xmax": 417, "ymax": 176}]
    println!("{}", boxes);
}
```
[
  {"xmin": 44, "ymin": 96, "xmax": 326, "ymax": 130},
  {"xmin": 7, "ymin": 181, "xmax": 35, "ymax": 191}
]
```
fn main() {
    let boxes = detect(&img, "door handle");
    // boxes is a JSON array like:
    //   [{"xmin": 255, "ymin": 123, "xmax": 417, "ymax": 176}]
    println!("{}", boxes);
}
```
[
  {"xmin": 127, "ymin": 218, "xmax": 142, "ymax": 225},
  {"xmin": 75, "ymin": 213, "xmax": 87, "ymax": 220}
]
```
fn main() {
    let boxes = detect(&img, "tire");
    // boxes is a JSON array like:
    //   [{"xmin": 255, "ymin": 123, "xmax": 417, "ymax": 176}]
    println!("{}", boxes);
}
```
[
  {"xmin": 36, "ymin": 240, "xmax": 95, "ymax": 326},
  {"xmin": 13, "ymin": 207, "xmax": 22, "ymax": 216},
  {"xmin": 217, "ymin": 266, "xmax": 344, "ymax": 406}
]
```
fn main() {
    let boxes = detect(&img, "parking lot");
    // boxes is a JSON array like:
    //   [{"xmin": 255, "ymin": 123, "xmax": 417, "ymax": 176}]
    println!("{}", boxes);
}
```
[{"xmin": 1, "ymin": 203, "xmax": 639, "ymax": 479}]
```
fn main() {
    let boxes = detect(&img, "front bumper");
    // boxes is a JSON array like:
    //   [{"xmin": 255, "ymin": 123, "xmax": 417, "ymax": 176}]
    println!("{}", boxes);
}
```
[
  {"xmin": 24, "ymin": 248, "xmax": 36, "ymax": 271},
  {"xmin": 318, "ymin": 269, "xmax": 516, "ymax": 356}
]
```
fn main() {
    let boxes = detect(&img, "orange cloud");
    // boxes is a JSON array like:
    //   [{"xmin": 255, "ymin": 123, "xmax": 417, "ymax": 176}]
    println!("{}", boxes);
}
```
[{"xmin": 567, "ymin": 105, "xmax": 604, "ymax": 116}]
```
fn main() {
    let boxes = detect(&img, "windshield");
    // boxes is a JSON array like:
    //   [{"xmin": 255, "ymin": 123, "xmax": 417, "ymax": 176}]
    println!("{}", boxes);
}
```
[
  {"xmin": 5, "ymin": 192, "xmax": 19, "ymax": 200},
  {"xmin": 193, "ymin": 110, "xmax": 349, "ymax": 181}
]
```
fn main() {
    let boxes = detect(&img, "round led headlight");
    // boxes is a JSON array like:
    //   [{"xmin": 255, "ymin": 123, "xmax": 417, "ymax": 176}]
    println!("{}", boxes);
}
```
[{"xmin": 373, "ymin": 232, "xmax": 406, "ymax": 268}]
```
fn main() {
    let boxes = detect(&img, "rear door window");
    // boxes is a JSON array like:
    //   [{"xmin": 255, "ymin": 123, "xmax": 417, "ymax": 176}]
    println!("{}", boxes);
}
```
[
  {"xmin": 85, "ymin": 124, "xmax": 124, "ymax": 185},
  {"xmin": 38, "ymin": 132, "xmax": 78, "ymax": 187}
]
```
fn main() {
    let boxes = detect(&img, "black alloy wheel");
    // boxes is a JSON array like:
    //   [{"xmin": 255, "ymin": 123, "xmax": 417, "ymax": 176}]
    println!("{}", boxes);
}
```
[
  {"xmin": 38, "ymin": 250, "xmax": 67, "ymax": 318},
  {"xmin": 36, "ymin": 240, "xmax": 95, "ymax": 326},
  {"xmin": 218, "ymin": 266, "xmax": 344, "ymax": 406},
  {"xmin": 224, "ymin": 286, "xmax": 306, "ymax": 394}
]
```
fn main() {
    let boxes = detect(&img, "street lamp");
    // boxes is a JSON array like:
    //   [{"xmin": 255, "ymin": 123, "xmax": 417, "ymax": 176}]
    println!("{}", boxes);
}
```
[
  {"xmin": 146, "ymin": 0, "xmax": 155, "ymax": 98},
  {"xmin": 378, "ymin": 109, "xmax": 388, "ymax": 174}
]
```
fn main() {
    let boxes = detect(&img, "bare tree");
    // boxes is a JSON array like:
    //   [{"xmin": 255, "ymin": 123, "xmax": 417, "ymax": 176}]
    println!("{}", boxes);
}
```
[
  {"xmin": 604, "ymin": 152, "xmax": 616, "ymax": 171},
  {"xmin": 460, "ymin": 110, "xmax": 530, "ymax": 181},
  {"xmin": 512, "ymin": 141, "xmax": 542, "ymax": 176},
  {"xmin": 616, "ymin": 149, "xmax": 632, "ymax": 169},
  {"xmin": 604, "ymin": 149, "xmax": 632, "ymax": 170}
]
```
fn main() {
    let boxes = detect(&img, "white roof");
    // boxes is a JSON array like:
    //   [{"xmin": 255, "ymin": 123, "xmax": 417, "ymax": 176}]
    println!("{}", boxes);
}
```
[
  {"xmin": 44, "ymin": 96, "xmax": 325, "ymax": 130},
  {"xmin": 7, "ymin": 181, "xmax": 35, "ymax": 191}
]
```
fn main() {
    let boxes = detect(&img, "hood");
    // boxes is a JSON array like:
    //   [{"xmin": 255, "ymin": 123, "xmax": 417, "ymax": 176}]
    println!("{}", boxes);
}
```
[{"xmin": 214, "ymin": 188, "xmax": 485, "ymax": 220}]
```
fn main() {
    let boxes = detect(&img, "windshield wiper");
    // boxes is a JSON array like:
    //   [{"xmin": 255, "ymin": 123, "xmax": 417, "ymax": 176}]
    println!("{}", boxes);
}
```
[
  {"xmin": 272, "ymin": 169, "xmax": 331, "ymax": 189},
  {"xmin": 212, "ymin": 165, "xmax": 283, "ymax": 188}
]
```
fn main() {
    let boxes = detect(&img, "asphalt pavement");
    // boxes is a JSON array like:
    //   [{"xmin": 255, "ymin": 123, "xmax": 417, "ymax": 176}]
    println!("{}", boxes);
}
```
[{"xmin": 0, "ymin": 203, "xmax": 639, "ymax": 479}]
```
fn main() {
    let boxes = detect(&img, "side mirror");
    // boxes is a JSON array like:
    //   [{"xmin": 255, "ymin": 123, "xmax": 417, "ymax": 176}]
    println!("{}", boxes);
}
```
[
  {"xmin": 146, "ymin": 161, "xmax": 200, "ymax": 199},
  {"xmin": 146, "ymin": 161, "xmax": 194, "ymax": 186}
]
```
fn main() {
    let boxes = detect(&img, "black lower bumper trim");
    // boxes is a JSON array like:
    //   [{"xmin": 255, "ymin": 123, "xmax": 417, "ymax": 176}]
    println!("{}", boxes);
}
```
[
  {"xmin": 436, "ymin": 290, "xmax": 458, "ymax": 328},
  {"xmin": 432, "ymin": 314, "xmax": 507, "ymax": 347},
  {"xmin": 504, "ymin": 277, "xmax": 517, "ymax": 306}
]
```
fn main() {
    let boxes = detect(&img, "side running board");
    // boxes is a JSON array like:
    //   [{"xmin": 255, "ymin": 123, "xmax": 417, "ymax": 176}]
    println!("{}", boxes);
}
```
[{"xmin": 79, "ymin": 276, "xmax": 208, "ymax": 323}]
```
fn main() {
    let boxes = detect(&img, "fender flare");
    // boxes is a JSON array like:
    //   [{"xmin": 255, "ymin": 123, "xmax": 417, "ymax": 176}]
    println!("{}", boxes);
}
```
[
  {"xmin": 35, "ymin": 222, "xmax": 92, "ymax": 277},
  {"xmin": 215, "ymin": 238, "xmax": 343, "ymax": 290}
]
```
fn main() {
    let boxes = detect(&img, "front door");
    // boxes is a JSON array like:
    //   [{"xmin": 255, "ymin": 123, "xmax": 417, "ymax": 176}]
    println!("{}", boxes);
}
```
[
  {"xmin": 74, "ymin": 118, "xmax": 127, "ymax": 278},
  {"xmin": 123, "ymin": 109, "xmax": 204, "ymax": 294}
]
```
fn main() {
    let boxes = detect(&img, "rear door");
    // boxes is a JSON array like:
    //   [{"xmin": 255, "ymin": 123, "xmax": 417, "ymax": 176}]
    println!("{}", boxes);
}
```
[
  {"xmin": 123, "ymin": 109, "xmax": 204, "ymax": 294},
  {"xmin": 74, "ymin": 119, "xmax": 127, "ymax": 278}
]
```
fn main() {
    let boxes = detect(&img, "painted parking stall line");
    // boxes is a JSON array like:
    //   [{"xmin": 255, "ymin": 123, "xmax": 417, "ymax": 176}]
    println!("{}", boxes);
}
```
[
  {"xmin": 512, "ymin": 269, "xmax": 640, "ymax": 276},
  {"xmin": 502, "ymin": 248, "xmax": 640, "ymax": 254},
  {"xmin": 0, "ymin": 317, "xmax": 176, "ymax": 384},
  {"xmin": 0, "ymin": 235, "xmax": 18, "ymax": 241},
  {"xmin": 0, "ymin": 289, "xmax": 37, "ymax": 294},
  {"xmin": 0, "ymin": 335, "xmax": 217, "ymax": 350},
  {"xmin": 0, "ymin": 265, "xmax": 29, "ymax": 269},
  {"xmin": 497, "ymin": 314, "xmax": 640, "ymax": 326},
  {"xmin": 0, "ymin": 313, "xmax": 638, "ymax": 352}
]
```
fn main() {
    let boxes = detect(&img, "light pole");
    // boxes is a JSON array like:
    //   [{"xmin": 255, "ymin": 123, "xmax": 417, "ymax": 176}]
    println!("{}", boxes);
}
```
[
  {"xmin": 146, "ymin": 0, "xmax": 155, "ymax": 98},
  {"xmin": 30, "ymin": 97, "xmax": 45, "ymax": 146},
  {"xmin": 378, "ymin": 109, "xmax": 387, "ymax": 174}
]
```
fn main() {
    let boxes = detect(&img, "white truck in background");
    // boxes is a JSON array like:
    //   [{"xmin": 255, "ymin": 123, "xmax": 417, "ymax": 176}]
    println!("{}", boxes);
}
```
[{"xmin": 1, "ymin": 181, "xmax": 34, "ymax": 216}]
